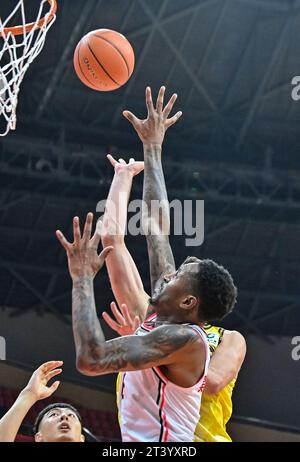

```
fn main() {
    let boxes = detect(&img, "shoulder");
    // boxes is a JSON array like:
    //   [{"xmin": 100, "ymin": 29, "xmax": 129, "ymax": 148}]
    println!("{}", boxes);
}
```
[
  {"xmin": 222, "ymin": 330, "xmax": 247, "ymax": 355},
  {"xmin": 223, "ymin": 329, "xmax": 246, "ymax": 343},
  {"xmin": 144, "ymin": 323, "xmax": 203, "ymax": 351}
]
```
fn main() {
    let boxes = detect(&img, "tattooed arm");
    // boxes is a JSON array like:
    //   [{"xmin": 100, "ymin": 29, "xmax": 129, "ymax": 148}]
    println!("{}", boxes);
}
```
[
  {"xmin": 123, "ymin": 86, "xmax": 182, "ymax": 293},
  {"xmin": 57, "ymin": 214, "xmax": 204, "ymax": 380},
  {"xmin": 73, "ymin": 300, "xmax": 203, "ymax": 382},
  {"xmin": 72, "ymin": 272, "xmax": 200, "ymax": 376},
  {"xmin": 142, "ymin": 144, "xmax": 175, "ymax": 293},
  {"xmin": 56, "ymin": 212, "xmax": 113, "ymax": 371}
]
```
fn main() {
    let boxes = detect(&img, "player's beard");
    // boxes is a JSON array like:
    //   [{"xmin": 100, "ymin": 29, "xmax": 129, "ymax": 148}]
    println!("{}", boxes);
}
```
[{"xmin": 149, "ymin": 279, "xmax": 166, "ymax": 305}]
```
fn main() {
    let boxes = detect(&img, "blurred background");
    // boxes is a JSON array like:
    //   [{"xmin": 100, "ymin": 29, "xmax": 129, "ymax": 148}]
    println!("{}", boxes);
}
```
[{"xmin": 0, "ymin": 0, "xmax": 300, "ymax": 442}]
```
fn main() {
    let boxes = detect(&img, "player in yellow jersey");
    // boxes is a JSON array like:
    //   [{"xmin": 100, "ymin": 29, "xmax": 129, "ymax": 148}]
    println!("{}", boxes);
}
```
[
  {"xmin": 108, "ymin": 307, "xmax": 243, "ymax": 442},
  {"xmin": 195, "ymin": 324, "xmax": 239, "ymax": 442},
  {"xmin": 100, "ymin": 152, "xmax": 246, "ymax": 442}
]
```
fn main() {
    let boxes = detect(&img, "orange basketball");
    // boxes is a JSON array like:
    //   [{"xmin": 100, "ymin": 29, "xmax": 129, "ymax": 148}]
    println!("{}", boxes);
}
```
[{"xmin": 73, "ymin": 29, "xmax": 135, "ymax": 91}]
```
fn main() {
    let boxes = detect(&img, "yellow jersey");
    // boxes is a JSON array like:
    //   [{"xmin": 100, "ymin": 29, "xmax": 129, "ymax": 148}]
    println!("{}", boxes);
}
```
[
  {"xmin": 116, "ymin": 324, "xmax": 234, "ymax": 442},
  {"xmin": 194, "ymin": 325, "xmax": 235, "ymax": 442}
]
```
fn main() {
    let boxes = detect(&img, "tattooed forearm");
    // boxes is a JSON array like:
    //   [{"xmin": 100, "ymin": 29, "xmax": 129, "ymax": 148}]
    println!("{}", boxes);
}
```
[
  {"xmin": 72, "ymin": 277, "xmax": 105, "ymax": 369},
  {"xmin": 81, "ymin": 324, "xmax": 199, "ymax": 375},
  {"xmin": 72, "ymin": 278, "xmax": 198, "ymax": 377},
  {"xmin": 142, "ymin": 144, "xmax": 175, "ymax": 293}
]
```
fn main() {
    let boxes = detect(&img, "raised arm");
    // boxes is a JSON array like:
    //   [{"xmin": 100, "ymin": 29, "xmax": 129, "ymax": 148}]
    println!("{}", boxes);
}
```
[
  {"xmin": 0, "ymin": 361, "xmax": 62, "ymax": 442},
  {"xmin": 204, "ymin": 330, "xmax": 246, "ymax": 395},
  {"xmin": 123, "ymin": 86, "xmax": 182, "ymax": 293},
  {"xmin": 56, "ymin": 213, "xmax": 113, "ymax": 368},
  {"xmin": 57, "ymin": 214, "xmax": 203, "ymax": 383},
  {"xmin": 100, "ymin": 155, "xmax": 149, "ymax": 322}
]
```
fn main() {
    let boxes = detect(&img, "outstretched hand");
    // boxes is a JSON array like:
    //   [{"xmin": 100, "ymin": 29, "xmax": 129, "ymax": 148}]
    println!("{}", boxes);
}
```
[
  {"xmin": 102, "ymin": 302, "xmax": 140, "ymax": 337},
  {"xmin": 56, "ymin": 212, "xmax": 113, "ymax": 281},
  {"xmin": 107, "ymin": 154, "xmax": 144, "ymax": 177},
  {"xmin": 123, "ymin": 86, "xmax": 182, "ymax": 146},
  {"xmin": 23, "ymin": 361, "xmax": 63, "ymax": 402}
]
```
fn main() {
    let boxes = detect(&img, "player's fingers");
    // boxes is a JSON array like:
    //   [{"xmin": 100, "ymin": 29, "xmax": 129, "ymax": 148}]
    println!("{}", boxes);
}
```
[
  {"xmin": 145, "ymin": 86, "xmax": 155, "ymax": 114},
  {"xmin": 123, "ymin": 111, "xmax": 140, "ymax": 128},
  {"xmin": 82, "ymin": 212, "xmax": 93, "ymax": 244},
  {"xmin": 45, "ymin": 368, "xmax": 63, "ymax": 382},
  {"xmin": 48, "ymin": 381, "xmax": 60, "ymax": 394},
  {"xmin": 156, "ymin": 86, "xmax": 165, "ymax": 114},
  {"xmin": 135, "ymin": 161, "xmax": 144, "ymax": 172},
  {"xmin": 133, "ymin": 316, "xmax": 140, "ymax": 331},
  {"xmin": 73, "ymin": 216, "xmax": 81, "ymax": 247},
  {"xmin": 102, "ymin": 311, "xmax": 121, "ymax": 333},
  {"xmin": 40, "ymin": 361, "xmax": 63, "ymax": 373},
  {"xmin": 120, "ymin": 303, "xmax": 132, "ymax": 326},
  {"xmin": 98, "ymin": 246, "xmax": 114, "ymax": 267},
  {"xmin": 107, "ymin": 154, "xmax": 118, "ymax": 168},
  {"xmin": 120, "ymin": 304, "xmax": 131, "ymax": 324},
  {"xmin": 111, "ymin": 301, "xmax": 126, "ymax": 326},
  {"xmin": 94, "ymin": 217, "xmax": 103, "ymax": 237},
  {"xmin": 91, "ymin": 227, "xmax": 101, "ymax": 249},
  {"xmin": 163, "ymin": 93, "xmax": 178, "ymax": 119},
  {"xmin": 129, "ymin": 158, "xmax": 135, "ymax": 164},
  {"xmin": 166, "ymin": 111, "xmax": 183, "ymax": 128},
  {"xmin": 118, "ymin": 158, "xmax": 126, "ymax": 165},
  {"xmin": 56, "ymin": 231, "xmax": 72, "ymax": 252}
]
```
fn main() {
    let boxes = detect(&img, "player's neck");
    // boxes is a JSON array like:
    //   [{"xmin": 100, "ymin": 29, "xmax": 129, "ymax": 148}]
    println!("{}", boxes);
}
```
[{"xmin": 155, "ymin": 311, "xmax": 198, "ymax": 326}]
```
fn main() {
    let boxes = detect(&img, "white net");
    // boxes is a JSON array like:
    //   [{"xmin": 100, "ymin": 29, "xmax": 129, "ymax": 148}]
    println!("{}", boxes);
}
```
[{"xmin": 0, "ymin": 0, "xmax": 57, "ymax": 136}]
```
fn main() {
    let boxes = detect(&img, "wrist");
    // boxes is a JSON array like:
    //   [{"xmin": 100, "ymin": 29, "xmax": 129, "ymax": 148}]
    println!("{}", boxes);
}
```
[
  {"xmin": 143, "ymin": 144, "xmax": 163, "ymax": 165},
  {"xmin": 19, "ymin": 388, "xmax": 38, "ymax": 406},
  {"xmin": 114, "ymin": 168, "xmax": 134, "ymax": 180},
  {"xmin": 72, "ymin": 275, "xmax": 94, "ymax": 286},
  {"xmin": 143, "ymin": 142, "xmax": 162, "ymax": 150}
]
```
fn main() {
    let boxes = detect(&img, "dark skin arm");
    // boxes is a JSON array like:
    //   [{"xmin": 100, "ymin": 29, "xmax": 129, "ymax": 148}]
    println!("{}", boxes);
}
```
[
  {"xmin": 123, "ymin": 86, "xmax": 182, "ymax": 295},
  {"xmin": 57, "ymin": 213, "xmax": 204, "ymax": 386}
]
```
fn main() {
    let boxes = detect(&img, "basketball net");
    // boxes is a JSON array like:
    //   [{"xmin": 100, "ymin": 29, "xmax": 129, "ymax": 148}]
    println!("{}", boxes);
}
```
[{"xmin": 0, "ymin": 0, "xmax": 57, "ymax": 136}]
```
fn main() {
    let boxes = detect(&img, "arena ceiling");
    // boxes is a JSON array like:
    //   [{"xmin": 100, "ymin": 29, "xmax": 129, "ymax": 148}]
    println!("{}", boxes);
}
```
[{"xmin": 1, "ymin": 0, "xmax": 300, "ymax": 339}]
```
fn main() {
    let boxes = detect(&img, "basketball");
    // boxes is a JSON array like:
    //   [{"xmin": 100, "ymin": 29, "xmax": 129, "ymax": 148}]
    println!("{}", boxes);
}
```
[{"xmin": 73, "ymin": 29, "xmax": 135, "ymax": 91}]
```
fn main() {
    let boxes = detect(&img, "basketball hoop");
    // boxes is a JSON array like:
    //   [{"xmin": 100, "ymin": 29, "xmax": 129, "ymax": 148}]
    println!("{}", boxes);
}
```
[{"xmin": 0, "ymin": 0, "xmax": 57, "ymax": 136}]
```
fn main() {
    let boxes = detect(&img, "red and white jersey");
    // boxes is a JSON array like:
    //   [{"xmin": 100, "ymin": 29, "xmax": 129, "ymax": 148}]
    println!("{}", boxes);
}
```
[{"xmin": 118, "ymin": 313, "xmax": 210, "ymax": 442}]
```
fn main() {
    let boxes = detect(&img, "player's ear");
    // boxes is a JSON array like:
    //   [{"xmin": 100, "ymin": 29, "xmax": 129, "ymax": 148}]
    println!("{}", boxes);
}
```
[
  {"xmin": 180, "ymin": 295, "xmax": 197, "ymax": 311},
  {"xmin": 34, "ymin": 432, "xmax": 43, "ymax": 442}
]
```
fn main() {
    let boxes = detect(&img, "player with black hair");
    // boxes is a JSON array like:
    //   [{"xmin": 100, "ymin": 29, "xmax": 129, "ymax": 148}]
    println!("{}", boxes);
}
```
[
  {"xmin": 56, "ymin": 87, "xmax": 239, "ymax": 442},
  {"xmin": 0, "ymin": 361, "xmax": 84, "ymax": 442},
  {"xmin": 33, "ymin": 402, "xmax": 84, "ymax": 442}
]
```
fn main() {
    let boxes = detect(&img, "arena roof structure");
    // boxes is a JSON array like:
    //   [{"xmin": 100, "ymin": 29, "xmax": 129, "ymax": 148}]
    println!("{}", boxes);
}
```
[{"xmin": 1, "ymin": 0, "xmax": 300, "ymax": 339}]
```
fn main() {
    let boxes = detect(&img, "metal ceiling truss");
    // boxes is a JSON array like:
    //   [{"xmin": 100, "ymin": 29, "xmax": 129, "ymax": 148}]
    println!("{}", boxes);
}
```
[{"xmin": 2, "ymin": 134, "xmax": 300, "ymax": 214}]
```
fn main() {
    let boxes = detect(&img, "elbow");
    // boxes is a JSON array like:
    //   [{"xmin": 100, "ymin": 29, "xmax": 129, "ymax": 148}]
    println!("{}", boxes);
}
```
[
  {"xmin": 76, "ymin": 356, "xmax": 92, "ymax": 376},
  {"xmin": 204, "ymin": 378, "xmax": 223, "ymax": 396},
  {"xmin": 76, "ymin": 354, "xmax": 102, "ymax": 377},
  {"xmin": 204, "ymin": 370, "xmax": 228, "ymax": 395}
]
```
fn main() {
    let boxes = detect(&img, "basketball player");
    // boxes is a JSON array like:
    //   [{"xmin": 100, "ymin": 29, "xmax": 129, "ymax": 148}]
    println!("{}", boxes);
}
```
[
  {"xmin": 101, "ymin": 154, "xmax": 246, "ymax": 442},
  {"xmin": 56, "ymin": 88, "xmax": 237, "ymax": 442},
  {"xmin": 0, "ymin": 361, "xmax": 84, "ymax": 442}
]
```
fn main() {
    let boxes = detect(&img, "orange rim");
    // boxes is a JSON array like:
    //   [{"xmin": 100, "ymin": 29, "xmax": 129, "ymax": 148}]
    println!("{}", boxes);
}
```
[{"xmin": 2, "ymin": 0, "xmax": 57, "ymax": 36}]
